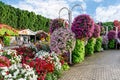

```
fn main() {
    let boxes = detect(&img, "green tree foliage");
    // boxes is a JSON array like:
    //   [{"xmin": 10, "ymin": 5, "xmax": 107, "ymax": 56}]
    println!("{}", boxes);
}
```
[
  {"xmin": 0, "ymin": 1, "xmax": 50, "ymax": 32},
  {"xmin": 102, "ymin": 22, "xmax": 114, "ymax": 31}
]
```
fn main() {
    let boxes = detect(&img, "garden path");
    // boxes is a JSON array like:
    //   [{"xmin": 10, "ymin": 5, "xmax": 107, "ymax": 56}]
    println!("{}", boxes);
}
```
[{"xmin": 59, "ymin": 50, "xmax": 120, "ymax": 80}]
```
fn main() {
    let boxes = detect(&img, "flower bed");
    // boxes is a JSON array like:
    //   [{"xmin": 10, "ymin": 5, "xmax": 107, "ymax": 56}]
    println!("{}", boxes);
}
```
[{"xmin": 0, "ymin": 47, "xmax": 63, "ymax": 80}]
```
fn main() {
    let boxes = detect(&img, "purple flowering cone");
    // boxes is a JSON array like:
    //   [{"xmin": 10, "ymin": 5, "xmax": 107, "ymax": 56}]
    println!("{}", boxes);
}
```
[
  {"xmin": 71, "ymin": 14, "xmax": 94, "ymax": 39},
  {"xmin": 93, "ymin": 24, "xmax": 101, "ymax": 38},
  {"xmin": 50, "ymin": 27, "xmax": 75, "ymax": 54},
  {"xmin": 107, "ymin": 30, "xmax": 116, "ymax": 40}
]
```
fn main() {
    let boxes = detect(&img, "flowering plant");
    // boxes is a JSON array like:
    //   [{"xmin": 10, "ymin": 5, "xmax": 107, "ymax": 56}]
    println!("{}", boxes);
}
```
[
  {"xmin": 35, "ymin": 42, "xmax": 50, "ymax": 52},
  {"xmin": 50, "ymin": 27, "xmax": 76, "ymax": 54},
  {"xmin": 114, "ymin": 20, "xmax": 120, "ymax": 31},
  {"xmin": 118, "ymin": 31, "xmax": 120, "ymax": 39},
  {"xmin": 36, "ymin": 31, "xmax": 48, "ymax": 41},
  {"xmin": 107, "ymin": 30, "xmax": 116, "ymax": 40},
  {"xmin": 24, "ymin": 50, "xmax": 62, "ymax": 80},
  {"xmin": 102, "ymin": 36, "xmax": 108, "ymax": 45},
  {"xmin": 97, "ymin": 22, "xmax": 105, "ymax": 35},
  {"xmin": 71, "ymin": 14, "xmax": 94, "ymax": 39},
  {"xmin": 0, "ymin": 49, "xmax": 21, "ymax": 64},
  {"xmin": 0, "ymin": 56, "xmax": 10, "ymax": 67},
  {"xmin": 35, "ymin": 51, "xmax": 62, "ymax": 70},
  {"xmin": 0, "ymin": 63, "xmax": 38, "ymax": 80},
  {"xmin": 93, "ymin": 24, "xmax": 101, "ymax": 38},
  {"xmin": 49, "ymin": 18, "xmax": 68, "ymax": 34},
  {"xmin": 35, "ymin": 51, "xmax": 62, "ymax": 80},
  {"xmin": 114, "ymin": 20, "xmax": 120, "ymax": 27},
  {"xmin": 13, "ymin": 47, "xmax": 35, "ymax": 64}
]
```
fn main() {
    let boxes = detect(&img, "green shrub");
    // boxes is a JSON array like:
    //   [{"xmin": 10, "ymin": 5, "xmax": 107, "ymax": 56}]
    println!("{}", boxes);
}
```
[
  {"xmin": 45, "ymin": 69, "xmax": 62, "ymax": 80},
  {"xmin": 62, "ymin": 62, "xmax": 70, "ymax": 71},
  {"xmin": 3, "ymin": 36, "xmax": 10, "ymax": 46},
  {"xmin": 108, "ymin": 39, "xmax": 116, "ymax": 49},
  {"xmin": 72, "ymin": 39, "xmax": 85, "ymax": 63},
  {"xmin": 94, "ymin": 37, "xmax": 102, "ymax": 52},
  {"xmin": 85, "ymin": 38, "xmax": 96, "ymax": 56}
]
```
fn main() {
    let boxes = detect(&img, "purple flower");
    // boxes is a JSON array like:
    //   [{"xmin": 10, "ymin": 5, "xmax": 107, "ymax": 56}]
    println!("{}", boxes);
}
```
[
  {"xmin": 107, "ymin": 30, "xmax": 116, "ymax": 40},
  {"xmin": 49, "ymin": 18, "xmax": 68, "ymax": 34},
  {"xmin": 71, "ymin": 14, "xmax": 94, "ymax": 39},
  {"xmin": 93, "ymin": 24, "xmax": 101, "ymax": 38},
  {"xmin": 118, "ymin": 31, "xmax": 120, "ymax": 39},
  {"xmin": 102, "ymin": 36, "xmax": 108, "ymax": 44},
  {"xmin": 50, "ymin": 27, "xmax": 75, "ymax": 54}
]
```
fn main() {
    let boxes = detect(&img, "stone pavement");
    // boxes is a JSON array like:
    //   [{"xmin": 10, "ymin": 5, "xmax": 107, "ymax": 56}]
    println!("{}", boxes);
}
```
[{"xmin": 59, "ymin": 50, "xmax": 120, "ymax": 80}]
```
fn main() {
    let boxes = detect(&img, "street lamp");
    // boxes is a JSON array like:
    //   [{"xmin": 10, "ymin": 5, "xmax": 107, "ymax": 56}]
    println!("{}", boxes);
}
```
[{"xmin": 59, "ymin": 4, "xmax": 84, "ymax": 64}]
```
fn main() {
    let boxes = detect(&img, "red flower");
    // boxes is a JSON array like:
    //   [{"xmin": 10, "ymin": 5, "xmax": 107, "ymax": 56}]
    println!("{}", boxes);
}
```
[{"xmin": 0, "ymin": 56, "xmax": 10, "ymax": 67}]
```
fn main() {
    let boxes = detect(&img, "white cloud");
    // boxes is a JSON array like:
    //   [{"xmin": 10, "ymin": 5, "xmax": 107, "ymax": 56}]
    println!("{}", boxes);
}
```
[
  {"xmin": 12, "ymin": 0, "xmax": 86, "ymax": 20},
  {"xmin": 94, "ymin": 4, "xmax": 120, "ymax": 22},
  {"xmin": 68, "ymin": 0, "xmax": 84, "ymax": 2},
  {"xmin": 93, "ymin": 0, "xmax": 104, "ymax": 3}
]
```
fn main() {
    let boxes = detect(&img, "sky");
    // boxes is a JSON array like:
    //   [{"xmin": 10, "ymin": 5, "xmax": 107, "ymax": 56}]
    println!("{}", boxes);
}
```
[{"xmin": 1, "ymin": 0, "xmax": 120, "ymax": 22}]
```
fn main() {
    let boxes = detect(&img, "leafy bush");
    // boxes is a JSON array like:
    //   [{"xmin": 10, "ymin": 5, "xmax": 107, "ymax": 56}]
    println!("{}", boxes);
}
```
[
  {"xmin": 85, "ymin": 38, "xmax": 96, "ymax": 56},
  {"xmin": 3, "ymin": 36, "xmax": 10, "ymax": 46},
  {"xmin": 94, "ymin": 37, "xmax": 102, "ymax": 52},
  {"xmin": 62, "ymin": 62, "xmax": 70, "ymax": 71},
  {"xmin": 108, "ymin": 39, "xmax": 116, "ymax": 49},
  {"xmin": 72, "ymin": 39, "xmax": 85, "ymax": 63}
]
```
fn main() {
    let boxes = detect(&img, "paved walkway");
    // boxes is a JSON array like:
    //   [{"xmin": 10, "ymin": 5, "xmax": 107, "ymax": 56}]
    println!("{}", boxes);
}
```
[{"xmin": 59, "ymin": 50, "xmax": 120, "ymax": 80}]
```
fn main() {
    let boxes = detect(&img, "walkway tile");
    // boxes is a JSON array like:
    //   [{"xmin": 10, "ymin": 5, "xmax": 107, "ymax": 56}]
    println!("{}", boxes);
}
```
[{"xmin": 59, "ymin": 50, "xmax": 120, "ymax": 80}]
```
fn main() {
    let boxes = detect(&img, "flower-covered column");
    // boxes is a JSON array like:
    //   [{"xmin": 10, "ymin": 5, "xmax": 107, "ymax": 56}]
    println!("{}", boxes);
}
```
[{"xmin": 71, "ymin": 14, "xmax": 94, "ymax": 63}]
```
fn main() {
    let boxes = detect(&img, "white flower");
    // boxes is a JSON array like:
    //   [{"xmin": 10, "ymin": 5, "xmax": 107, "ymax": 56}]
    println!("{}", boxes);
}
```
[
  {"xmin": 1, "ymin": 71, "xmax": 7, "ymax": 76},
  {"xmin": 18, "ymin": 78, "xmax": 26, "ymax": 80},
  {"xmin": 1, "ymin": 63, "xmax": 38, "ymax": 80},
  {"xmin": 14, "ymin": 69, "xmax": 19, "ymax": 77},
  {"xmin": 7, "ymin": 74, "xmax": 12, "ymax": 78},
  {"xmin": 7, "ymin": 79, "xmax": 13, "ymax": 80}
]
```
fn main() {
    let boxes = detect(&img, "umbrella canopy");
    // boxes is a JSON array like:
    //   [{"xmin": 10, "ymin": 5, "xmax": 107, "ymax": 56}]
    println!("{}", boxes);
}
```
[{"xmin": 18, "ymin": 29, "xmax": 35, "ymax": 35}]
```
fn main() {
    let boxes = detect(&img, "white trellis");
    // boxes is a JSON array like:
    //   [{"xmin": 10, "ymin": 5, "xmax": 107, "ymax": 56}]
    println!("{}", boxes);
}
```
[{"xmin": 58, "ymin": 4, "xmax": 84, "ymax": 64}]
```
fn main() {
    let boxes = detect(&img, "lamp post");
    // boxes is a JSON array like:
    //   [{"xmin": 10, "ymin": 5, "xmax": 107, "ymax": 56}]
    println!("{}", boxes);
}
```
[{"xmin": 59, "ymin": 4, "xmax": 83, "ymax": 64}]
